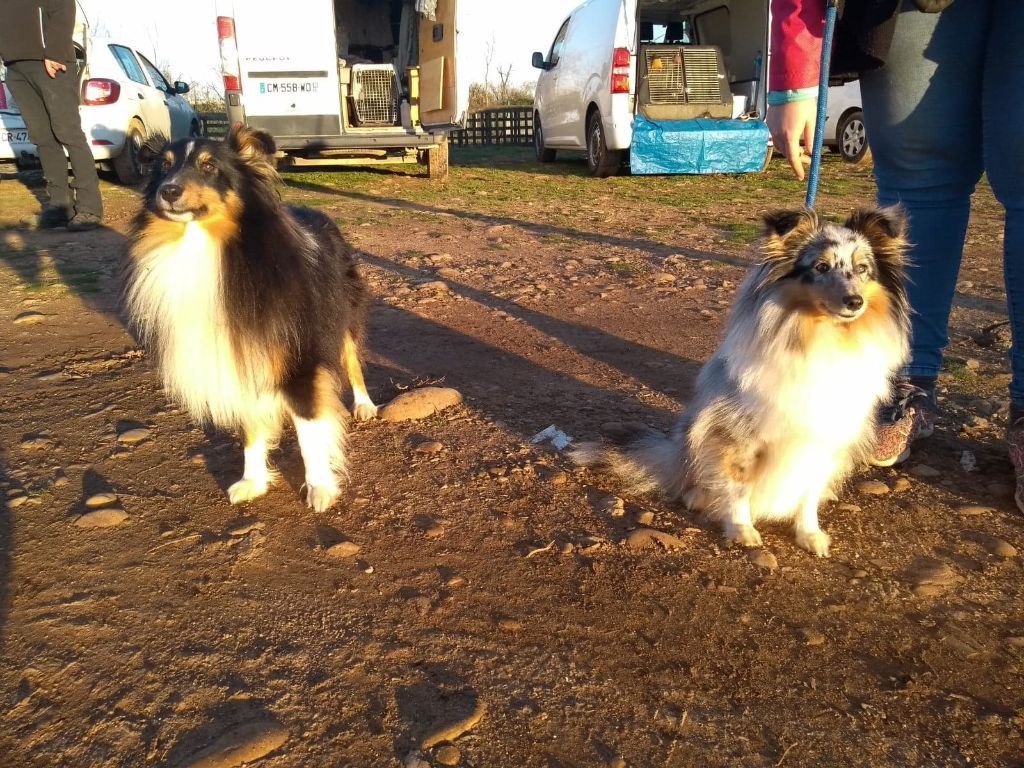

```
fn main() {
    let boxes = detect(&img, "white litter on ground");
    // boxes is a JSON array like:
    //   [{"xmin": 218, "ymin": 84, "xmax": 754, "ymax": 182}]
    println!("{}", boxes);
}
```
[
  {"xmin": 531, "ymin": 425, "xmax": 573, "ymax": 451},
  {"xmin": 960, "ymin": 450, "xmax": 977, "ymax": 472}
]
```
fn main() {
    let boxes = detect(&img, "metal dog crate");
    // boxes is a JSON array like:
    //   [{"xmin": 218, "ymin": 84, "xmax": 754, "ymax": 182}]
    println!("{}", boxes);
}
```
[
  {"xmin": 638, "ymin": 45, "xmax": 732, "ymax": 120},
  {"xmin": 350, "ymin": 64, "xmax": 400, "ymax": 126}
]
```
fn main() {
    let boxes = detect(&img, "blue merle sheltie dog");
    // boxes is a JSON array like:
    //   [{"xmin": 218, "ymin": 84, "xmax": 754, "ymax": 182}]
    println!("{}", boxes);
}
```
[
  {"xmin": 123, "ymin": 125, "xmax": 377, "ymax": 512},
  {"xmin": 575, "ymin": 208, "xmax": 911, "ymax": 556}
]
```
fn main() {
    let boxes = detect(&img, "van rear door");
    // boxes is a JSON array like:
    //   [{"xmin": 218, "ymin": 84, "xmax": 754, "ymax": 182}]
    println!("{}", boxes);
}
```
[
  {"xmin": 418, "ymin": 0, "xmax": 466, "ymax": 129},
  {"xmin": 232, "ymin": 0, "xmax": 343, "ymax": 137}
]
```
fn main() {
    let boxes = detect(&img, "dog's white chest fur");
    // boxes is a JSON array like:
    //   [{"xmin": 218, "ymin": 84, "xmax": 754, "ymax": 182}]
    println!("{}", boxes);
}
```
[
  {"xmin": 125, "ymin": 223, "xmax": 272, "ymax": 427},
  {"xmin": 721, "ymin": 306, "xmax": 901, "ymax": 519}
]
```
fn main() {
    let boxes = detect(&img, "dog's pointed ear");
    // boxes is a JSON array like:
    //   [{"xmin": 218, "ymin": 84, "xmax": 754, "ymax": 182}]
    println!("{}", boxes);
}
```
[
  {"xmin": 227, "ymin": 124, "xmax": 276, "ymax": 164},
  {"xmin": 762, "ymin": 208, "xmax": 818, "ymax": 239},
  {"xmin": 845, "ymin": 205, "xmax": 907, "ymax": 244}
]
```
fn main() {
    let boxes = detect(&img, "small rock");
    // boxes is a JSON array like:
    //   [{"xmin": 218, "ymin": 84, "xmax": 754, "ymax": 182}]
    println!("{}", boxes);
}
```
[
  {"xmin": 437, "ymin": 267, "xmax": 461, "ymax": 280},
  {"xmin": 326, "ymin": 541, "xmax": 361, "ymax": 558},
  {"xmin": 636, "ymin": 511, "xmax": 655, "ymax": 526},
  {"xmin": 414, "ymin": 440, "xmax": 445, "ymax": 454},
  {"xmin": 984, "ymin": 538, "xmax": 1017, "ymax": 558},
  {"xmin": 609, "ymin": 757, "xmax": 627, "ymax": 768},
  {"xmin": 445, "ymin": 575, "xmax": 467, "ymax": 588},
  {"xmin": 424, "ymin": 525, "xmax": 445, "ymax": 539},
  {"xmin": 75, "ymin": 508, "xmax": 128, "ymax": 529},
  {"xmin": 958, "ymin": 505, "xmax": 993, "ymax": 517},
  {"xmin": 747, "ymin": 549, "xmax": 778, "ymax": 571},
  {"xmin": 892, "ymin": 477, "xmax": 912, "ymax": 493},
  {"xmin": 856, "ymin": 480, "xmax": 890, "ymax": 496},
  {"xmin": 965, "ymin": 358, "xmax": 981, "ymax": 370},
  {"xmin": 379, "ymin": 387, "xmax": 463, "ymax": 422},
  {"xmin": 497, "ymin": 618, "xmax": 522, "ymax": 631},
  {"xmin": 404, "ymin": 754, "xmax": 431, "ymax": 768},
  {"xmin": 546, "ymin": 470, "xmax": 568, "ymax": 486},
  {"xmin": 116, "ymin": 427, "xmax": 151, "ymax": 444},
  {"xmin": 19, "ymin": 435, "xmax": 52, "ymax": 450},
  {"xmin": 1005, "ymin": 636, "xmax": 1024, "ymax": 649},
  {"xmin": 85, "ymin": 492, "xmax": 118, "ymax": 508},
  {"xmin": 851, "ymin": 569, "xmax": 868, "ymax": 578},
  {"xmin": 178, "ymin": 719, "xmax": 288, "ymax": 768},
  {"xmin": 559, "ymin": 541, "xmax": 574, "ymax": 555},
  {"xmin": 653, "ymin": 272, "xmax": 676, "ymax": 285},
  {"xmin": 416, "ymin": 280, "xmax": 449, "ymax": 292},
  {"xmin": 8, "ymin": 495, "xmax": 28, "ymax": 508},
  {"xmin": 910, "ymin": 464, "xmax": 941, "ymax": 479},
  {"xmin": 623, "ymin": 527, "xmax": 686, "ymax": 551},
  {"xmin": 435, "ymin": 745, "xmax": 460, "ymax": 766},
  {"xmin": 227, "ymin": 520, "xmax": 265, "ymax": 536},
  {"xmin": 800, "ymin": 627, "xmax": 826, "ymax": 646},
  {"xmin": 13, "ymin": 311, "xmax": 46, "ymax": 325},
  {"xmin": 838, "ymin": 503, "xmax": 861, "ymax": 512},
  {"xmin": 907, "ymin": 557, "xmax": 958, "ymax": 596}
]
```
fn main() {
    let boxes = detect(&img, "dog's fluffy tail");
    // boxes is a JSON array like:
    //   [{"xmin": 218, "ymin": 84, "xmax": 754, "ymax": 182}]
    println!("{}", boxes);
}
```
[{"xmin": 570, "ymin": 426, "xmax": 685, "ymax": 499}]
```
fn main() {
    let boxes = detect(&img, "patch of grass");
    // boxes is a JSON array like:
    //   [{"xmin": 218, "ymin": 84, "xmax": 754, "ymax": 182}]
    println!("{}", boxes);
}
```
[
  {"xmin": 607, "ymin": 260, "xmax": 640, "ymax": 278},
  {"xmin": 716, "ymin": 221, "xmax": 762, "ymax": 243}
]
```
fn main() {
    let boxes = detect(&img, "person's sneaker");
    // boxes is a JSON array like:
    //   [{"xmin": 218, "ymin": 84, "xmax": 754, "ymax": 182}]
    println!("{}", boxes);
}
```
[
  {"xmin": 869, "ymin": 381, "xmax": 938, "ymax": 467},
  {"xmin": 1008, "ymin": 417, "xmax": 1024, "ymax": 514},
  {"xmin": 36, "ymin": 207, "xmax": 69, "ymax": 229},
  {"xmin": 67, "ymin": 213, "xmax": 101, "ymax": 231}
]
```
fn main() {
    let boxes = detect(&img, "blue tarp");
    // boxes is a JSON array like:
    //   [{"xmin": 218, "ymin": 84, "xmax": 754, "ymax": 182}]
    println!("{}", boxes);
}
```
[{"xmin": 629, "ymin": 115, "xmax": 771, "ymax": 175}]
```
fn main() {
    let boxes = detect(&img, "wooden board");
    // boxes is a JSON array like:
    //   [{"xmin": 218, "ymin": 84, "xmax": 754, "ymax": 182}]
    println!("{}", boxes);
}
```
[{"xmin": 420, "ymin": 56, "xmax": 445, "ymax": 114}]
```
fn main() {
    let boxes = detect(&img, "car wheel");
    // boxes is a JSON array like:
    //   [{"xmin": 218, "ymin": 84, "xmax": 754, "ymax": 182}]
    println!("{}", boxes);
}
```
[
  {"xmin": 534, "ymin": 114, "xmax": 556, "ymax": 163},
  {"xmin": 113, "ymin": 119, "xmax": 146, "ymax": 185},
  {"xmin": 586, "ymin": 110, "xmax": 619, "ymax": 178},
  {"xmin": 836, "ymin": 110, "xmax": 869, "ymax": 164}
]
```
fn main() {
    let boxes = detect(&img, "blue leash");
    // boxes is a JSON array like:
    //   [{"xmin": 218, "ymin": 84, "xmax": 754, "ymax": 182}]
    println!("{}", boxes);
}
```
[{"xmin": 804, "ymin": 0, "xmax": 840, "ymax": 208}]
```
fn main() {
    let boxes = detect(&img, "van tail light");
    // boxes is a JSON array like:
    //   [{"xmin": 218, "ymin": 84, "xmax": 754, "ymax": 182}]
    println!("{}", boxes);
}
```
[
  {"xmin": 611, "ymin": 47, "xmax": 630, "ymax": 94},
  {"xmin": 217, "ymin": 16, "xmax": 242, "ymax": 93},
  {"xmin": 81, "ymin": 78, "xmax": 120, "ymax": 105}
]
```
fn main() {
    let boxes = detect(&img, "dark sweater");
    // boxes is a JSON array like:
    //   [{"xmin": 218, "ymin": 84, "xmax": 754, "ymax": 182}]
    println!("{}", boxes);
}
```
[{"xmin": 0, "ymin": 0, "xmax": 77, "ymax": 64}]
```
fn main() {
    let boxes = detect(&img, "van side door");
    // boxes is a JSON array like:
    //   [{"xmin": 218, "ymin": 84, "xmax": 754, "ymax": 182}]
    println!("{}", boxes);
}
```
[{"xmin": 538, "ymin": 17, "xmax": 571, "ymax": 145}]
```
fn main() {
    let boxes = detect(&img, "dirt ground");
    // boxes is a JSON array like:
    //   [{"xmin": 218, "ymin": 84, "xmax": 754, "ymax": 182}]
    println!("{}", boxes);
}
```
[{"xmin": 1, "ymin": 148, "xmax": 1022, "ymax": 768}]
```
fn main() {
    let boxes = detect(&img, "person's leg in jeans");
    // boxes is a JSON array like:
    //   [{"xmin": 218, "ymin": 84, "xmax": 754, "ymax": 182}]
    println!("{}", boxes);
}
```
[
  {"xmin": 39, "ymin": 63, "xmax": 102, "ymax": 220},
  {"xmin": 6, "ymin": 61, "xmax": 73, "ymax": 218},
  {"xmin": 859, "ymin": 0, "xmax": 990, "ymax": 466},
  {"xmin": 984, "ymin": 1, "xmax": 1024, "ymax": 508}
]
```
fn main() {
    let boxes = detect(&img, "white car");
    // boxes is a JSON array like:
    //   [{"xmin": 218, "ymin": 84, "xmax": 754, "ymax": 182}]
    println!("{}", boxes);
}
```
[
  {"xmin": 824, "ymin": 79, "xmax": 868, "ymax": 163},
  {"xmin": 0, "ymin": 36, "xmax": 199, "ymax": 183}
]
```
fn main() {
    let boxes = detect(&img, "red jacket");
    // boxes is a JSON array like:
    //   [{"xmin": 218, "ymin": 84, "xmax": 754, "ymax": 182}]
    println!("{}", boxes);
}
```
[{"xmin": 769, "ymin": 0, "xmax": 825, "ymax": 92}]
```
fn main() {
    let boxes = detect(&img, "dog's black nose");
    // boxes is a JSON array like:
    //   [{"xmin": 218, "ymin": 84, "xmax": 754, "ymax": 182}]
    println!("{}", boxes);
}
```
[
  {"xmin": 160, "ymin": 184, "xmax": 183, "ymax": 203},
  {"xmin": 844, "ymin": 294, "xmax": 864, "ymax": 311}
]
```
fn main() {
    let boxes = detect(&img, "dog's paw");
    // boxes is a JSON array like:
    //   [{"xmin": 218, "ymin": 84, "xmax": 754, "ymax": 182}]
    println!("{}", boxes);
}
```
[
  {"xmin": 725, "ymin": 523, "xmax": 763, "ymax": 548},
  {"xmin": 228, "ymin": 478, "xmax": 268, "ymax": 504},
  {"xmin": 305, "ymin": 483, "xmax": 339, "ymax": 513},
  {"xmin": 795, "ymin": 527, "xmax": 831, "ymax": 557},
  {"xmin": 353, "ymin": 401, "xmax": 378, "ymax": 421}
]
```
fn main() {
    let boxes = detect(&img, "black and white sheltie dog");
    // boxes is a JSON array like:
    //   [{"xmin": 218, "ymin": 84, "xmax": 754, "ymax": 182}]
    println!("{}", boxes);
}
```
[
  {"xmin": 122, "ymin": 125, "xmax": 377, "ymax": 512},
  {"xmin": 575, "ymin": 207, "xmax": 911, "ymax": 556}
]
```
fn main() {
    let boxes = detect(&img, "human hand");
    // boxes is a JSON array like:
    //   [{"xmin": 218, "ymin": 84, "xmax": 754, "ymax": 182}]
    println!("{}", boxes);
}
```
[
  {"xmin": 766, "ymin": 99, "xmax": 816, "ymax": 181},
  {"xmin": 43, "ymin": 59, "xmax": 67, "ymax": 78}
]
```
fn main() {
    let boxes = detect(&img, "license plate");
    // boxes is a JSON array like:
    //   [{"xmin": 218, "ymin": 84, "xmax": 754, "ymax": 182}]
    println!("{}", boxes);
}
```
[{"xmin": 2, "ymin": 129, "xmax": 28, "ymax": 143}]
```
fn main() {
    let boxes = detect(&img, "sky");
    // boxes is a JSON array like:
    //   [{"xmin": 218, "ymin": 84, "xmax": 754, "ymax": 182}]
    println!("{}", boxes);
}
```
[{"xmin": 77, "ymin": 0, "xmax": 581, "ymax": 94}]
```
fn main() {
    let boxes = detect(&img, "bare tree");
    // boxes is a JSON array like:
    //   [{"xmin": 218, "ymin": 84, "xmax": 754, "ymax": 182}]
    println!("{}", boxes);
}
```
[{"xmin": 483, "ymin": 34, "xmax": 496, "ymax": 88}]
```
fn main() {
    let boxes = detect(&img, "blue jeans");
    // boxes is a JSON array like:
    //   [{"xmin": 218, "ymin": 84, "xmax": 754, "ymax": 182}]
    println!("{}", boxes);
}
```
[{"xmin": 859, "ymin": 0, "xmax": 1024, "ymax": 404}]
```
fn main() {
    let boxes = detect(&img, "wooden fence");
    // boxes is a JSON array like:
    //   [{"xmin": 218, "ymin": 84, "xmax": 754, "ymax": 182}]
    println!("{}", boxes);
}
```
[
  {"xmin": 449, "ymin": 106, "xmax": 533, "ymax": 146},
  {"xmin": 198, "ymin": 107, "xmax": 536, "ymax": 146}
]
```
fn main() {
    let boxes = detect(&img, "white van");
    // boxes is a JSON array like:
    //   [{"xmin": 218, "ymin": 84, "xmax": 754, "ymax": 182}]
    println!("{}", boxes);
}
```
[
  {"xmin": 216, "ymin": 0, "xmax": 468, "ymax": 180},
  {"xmin": 533, "ymin": 0, "xmax": 772, "ymax": 176}
]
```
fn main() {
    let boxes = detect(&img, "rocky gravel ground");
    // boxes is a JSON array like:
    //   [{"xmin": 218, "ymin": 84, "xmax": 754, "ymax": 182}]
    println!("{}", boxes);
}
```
[{"xmin": 0, "ymin": 150, "xmax": 1021, "ymax": 767}]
